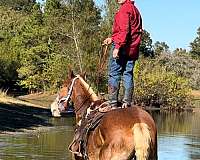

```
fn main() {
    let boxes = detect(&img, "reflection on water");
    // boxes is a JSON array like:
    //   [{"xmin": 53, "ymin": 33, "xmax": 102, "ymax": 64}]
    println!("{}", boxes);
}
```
[
  {"xmin": 0, "ymin": 117, "xmax": 75, "ymax": 160},
  {"xmin": 0, "ymin": 111, "xmax": 200, "ymax": 160},
  {"xmin": 153, "ymin": 111, "xmax": 200, "ymax": 160}
]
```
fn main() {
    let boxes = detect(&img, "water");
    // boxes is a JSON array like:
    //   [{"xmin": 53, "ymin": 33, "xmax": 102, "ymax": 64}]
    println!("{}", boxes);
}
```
[
  {"xmin": 153, "ymin": 111, "xmax": 200, "ymax": 160},
  {"xmin": 0, "ymin": 111, "xmax": 199, "ymax": 160}
]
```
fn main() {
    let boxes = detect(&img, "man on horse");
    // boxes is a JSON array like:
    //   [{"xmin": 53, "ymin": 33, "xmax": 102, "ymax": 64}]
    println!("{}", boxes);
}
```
[{"xmin": 104, "ymin": 0, "xmax": 142, "ymax": 108}]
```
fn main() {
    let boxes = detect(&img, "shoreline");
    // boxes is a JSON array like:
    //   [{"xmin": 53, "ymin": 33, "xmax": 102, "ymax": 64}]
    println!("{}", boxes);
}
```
[{"xmin": 0, "ymin": 92, "xmax": 200, "ymax": 134}]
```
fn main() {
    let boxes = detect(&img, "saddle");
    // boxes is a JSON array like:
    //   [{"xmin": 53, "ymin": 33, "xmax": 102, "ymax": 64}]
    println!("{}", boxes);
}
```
[{"xmin": 68, "ymin": 100, "xmax": 116, "ymax": 159}]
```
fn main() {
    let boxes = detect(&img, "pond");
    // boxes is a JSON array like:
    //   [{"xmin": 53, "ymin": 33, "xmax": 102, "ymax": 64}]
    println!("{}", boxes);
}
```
[{"xmin": 0, "ymin": 111, "xmax": 199, "ymax": 160}]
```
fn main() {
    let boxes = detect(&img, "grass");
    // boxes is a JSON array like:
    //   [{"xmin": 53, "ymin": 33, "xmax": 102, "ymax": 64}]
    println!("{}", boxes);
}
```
[
  {"xmin": 191, "ymin": 90, "xmax": 200, "ymax": 97},
  {"xmin": 0, "ymin": 89, "xmax": 8, "ymax": 98},
  {"xmin": 18, "ymin": 93, "xmax": 56, "ymax": 108},
  {"xmin": 191, "ymin": 90, "xmax": 200, "ymax": 108},
  {"xmin": 0, "ymin": 89, "xmax": 44, "ymax": 108}
]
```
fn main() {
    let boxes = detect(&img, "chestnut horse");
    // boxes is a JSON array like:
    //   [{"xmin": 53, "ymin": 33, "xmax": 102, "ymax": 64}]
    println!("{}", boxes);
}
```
[{"xmin": 51, "ymin": 71, "xmax": 157, "ymax": 160}]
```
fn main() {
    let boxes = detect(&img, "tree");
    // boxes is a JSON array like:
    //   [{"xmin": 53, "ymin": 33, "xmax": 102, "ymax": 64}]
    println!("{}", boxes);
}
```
[
  {"xmin": 139, "ymin": 30, "xmax": 153, "ymax": 57},
  {"xmin": 0, "ymin": 0, "xmax": 36, "ymax": 12},
  {"xmin": 190, "ymin": 27, "xmax": 200, "ymax": 59},
  {"xmin": 17, "ymin": 4, "xmax": 50, "ymax": 92},
  {"xmin": 153, "ymin": 41, "xmax": 169, "ymax": 56},
  {"xmin": 15, "ymin": 0, "xmax": 103, "ymax": 92},
  {"xmin": 0, "ymin": 6, "xmax": 27, "ymax": 89}
]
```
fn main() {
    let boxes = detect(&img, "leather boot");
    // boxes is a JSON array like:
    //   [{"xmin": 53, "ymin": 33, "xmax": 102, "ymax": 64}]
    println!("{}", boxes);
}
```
[
  {"xmin": 123, "ymin": 88, "xmax": 133, "ymax": 108},
  {"xmin": 108, "ymin": 84, "xmax": 119, "ymax": 108}
]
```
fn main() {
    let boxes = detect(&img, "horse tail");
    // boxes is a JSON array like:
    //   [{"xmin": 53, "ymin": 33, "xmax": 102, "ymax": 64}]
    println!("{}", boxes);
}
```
[{"xmin": 132, "ymin": 123, "xmax": 151, "ymax": 160}]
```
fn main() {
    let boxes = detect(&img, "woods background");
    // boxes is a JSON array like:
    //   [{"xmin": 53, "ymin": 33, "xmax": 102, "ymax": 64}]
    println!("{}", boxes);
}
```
[{"xmin": 0, "ymin": 0, "xmax": 200, "ymax": 109}]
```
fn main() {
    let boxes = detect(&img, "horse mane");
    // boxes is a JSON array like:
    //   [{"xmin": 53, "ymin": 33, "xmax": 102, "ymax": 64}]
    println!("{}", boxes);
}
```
[{"xmin": 77, "ymin": 75, "xmax": 99, "ymax": 102}]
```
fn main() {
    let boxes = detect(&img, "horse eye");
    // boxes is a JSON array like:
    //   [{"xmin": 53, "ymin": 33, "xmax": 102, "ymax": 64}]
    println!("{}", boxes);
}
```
[{"xmin": 59, "ymin": 99, "xmax": 65, "ymax": 103}]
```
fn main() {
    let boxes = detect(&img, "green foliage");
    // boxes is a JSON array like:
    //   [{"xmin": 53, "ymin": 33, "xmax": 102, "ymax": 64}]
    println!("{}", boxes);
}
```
[
  {"xmin": 139, "ymin": 30, "xmax": 153, "ymax": 57},
  {"xmin": 0, "ymin": 6, "xmax": 27, "ymax": 88},
  {"xmin": 134, "ymin": 58, "xmax": 192, "ymax": 109},
  {"xmin": 0, "ymin": 0, "xmax": 36, "ymax": 12},
  {"xmin": 153, "ymin": 41, "xmax": 169, "ymax": 56},
  {"xmin": 15, "ymin": 0, "xmax": 102, "ymax": 92},
  {"xmin": 15, "ymin": 4, "xmax": 50, "ymax": 91},
  {"xmin": 157, "ymin": 52, "xmax": 200, "ymax": 90},
  {"xmin": 0, "ymin": 0, "xmax": 198, "ymax": 110},
  {"xmin": 190, "ymin": 27, "xmax": 200, "ymax": 59}
]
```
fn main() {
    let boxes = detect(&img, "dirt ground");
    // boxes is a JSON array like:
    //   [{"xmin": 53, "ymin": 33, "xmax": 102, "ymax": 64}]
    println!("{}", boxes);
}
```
[
  {"xmin": 17, "ymin": 93, "xmax": 57, "ymax": 108},
  {"xmin": 0, "ymin": 95, "xmax": 53, "ymax": 133}
]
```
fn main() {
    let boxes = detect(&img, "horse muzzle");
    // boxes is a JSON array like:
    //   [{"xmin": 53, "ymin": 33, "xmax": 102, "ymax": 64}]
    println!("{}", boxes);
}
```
[{"xmin": 50, "ymin": 100, "xmax": 61, "ymax": 117}]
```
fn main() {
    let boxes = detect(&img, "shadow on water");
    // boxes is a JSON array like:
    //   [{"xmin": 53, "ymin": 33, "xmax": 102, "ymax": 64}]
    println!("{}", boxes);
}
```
[{"xmin": 0, "ymin": 103, "xmax": 52, "ymax": 132}]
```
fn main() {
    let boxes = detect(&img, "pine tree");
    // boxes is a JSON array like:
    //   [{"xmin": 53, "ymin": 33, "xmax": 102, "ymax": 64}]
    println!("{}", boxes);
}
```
[
  {"xmin": 17, "ymin": 4, "xmax": 50, "ymax": 92},
  {"xmin": 0, "ymin": 6, "xmax": 27, "ymax": 89},
  {"xmin": 0, "ymin": 0, "xmax": 36, "ymax": 12},
  {"xmin": 190, "ymin": 27, "xmax": 200, "ymax": 59}
]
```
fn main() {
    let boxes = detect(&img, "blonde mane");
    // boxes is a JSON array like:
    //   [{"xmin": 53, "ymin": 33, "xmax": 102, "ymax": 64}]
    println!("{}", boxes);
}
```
[{"xmin": 77, "ymin": 75, "xmax": 99, "ymax": 101}]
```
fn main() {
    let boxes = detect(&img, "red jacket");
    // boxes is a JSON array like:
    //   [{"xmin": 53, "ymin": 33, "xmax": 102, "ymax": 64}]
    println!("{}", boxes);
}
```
[{"xmin": 112, "ymin": 0, "xmax": 142, "ymax": 60}]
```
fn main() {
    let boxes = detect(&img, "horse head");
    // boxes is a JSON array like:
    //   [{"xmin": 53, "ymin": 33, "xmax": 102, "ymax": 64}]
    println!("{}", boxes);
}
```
[{"xmin": 50, "ymin": 70, "xmax": 99, "ymax": 122}]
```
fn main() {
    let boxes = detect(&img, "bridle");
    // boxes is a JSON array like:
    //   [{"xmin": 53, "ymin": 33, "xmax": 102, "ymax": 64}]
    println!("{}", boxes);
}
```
[
  {"xmin": 57, "ymin": 76, "xmax": 80, "ymax": 111},
  {"xmin": 57, "ymin": 75, "xmax": 93, "ymax": 113}
]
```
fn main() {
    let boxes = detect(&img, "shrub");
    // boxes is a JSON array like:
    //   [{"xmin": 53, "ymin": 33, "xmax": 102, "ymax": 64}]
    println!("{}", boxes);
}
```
[
  {"xmin": 157, "ymin": 53, "xmax": 200, "ymax": 90},
  {"xmin": 134, "ymin": 58, "xmax": 192, "ymax": 109}
]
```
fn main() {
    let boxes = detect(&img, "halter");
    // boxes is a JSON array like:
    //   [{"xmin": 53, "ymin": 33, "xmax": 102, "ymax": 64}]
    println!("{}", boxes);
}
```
[
  {"xmin": 57, "ymin": 76, "xmax": 80, "ymax": 110},
  {"xmin": 57, "ymin": 75, "xmax": 99, "ymax": 113}
]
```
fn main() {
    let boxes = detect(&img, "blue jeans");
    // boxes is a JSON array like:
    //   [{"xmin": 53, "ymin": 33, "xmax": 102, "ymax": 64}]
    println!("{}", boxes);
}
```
[{"xmin": 108, "ymin": 44, "xmax": 135, "ymax": 105}]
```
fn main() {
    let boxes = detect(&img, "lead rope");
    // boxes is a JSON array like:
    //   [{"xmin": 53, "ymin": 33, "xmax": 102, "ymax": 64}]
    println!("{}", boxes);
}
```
[{"xmin": 96, "ymin": 44, "xmax": 109, "ymax": 94}]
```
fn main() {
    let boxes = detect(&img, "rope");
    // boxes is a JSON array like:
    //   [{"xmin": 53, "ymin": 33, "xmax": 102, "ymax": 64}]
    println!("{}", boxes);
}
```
[{"xmin": 96, "ymin": 44, "xmax": 109, "ymax": 93}]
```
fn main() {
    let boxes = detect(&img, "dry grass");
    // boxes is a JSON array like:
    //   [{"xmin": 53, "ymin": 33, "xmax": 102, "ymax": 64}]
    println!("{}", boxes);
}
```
[
  {"xmin": 0, "ymin": 89, "xmax": 8, "ymax": 98},
  {"xmin": 0, "ymin": 89, "xmax": 43, "ymax": 108},
  {"xmin": 191, "ymin": 90, "xmax": 200, "ymax": 108},
  {"xmin": 191, "ymin": 90, "xmax": 200, "ymax": 98}
]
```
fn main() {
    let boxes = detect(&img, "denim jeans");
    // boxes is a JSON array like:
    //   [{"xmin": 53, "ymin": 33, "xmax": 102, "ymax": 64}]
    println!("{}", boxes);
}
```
[{"xmin": 108, "ymin": 44, "xmax": 135, "ymax": 105}]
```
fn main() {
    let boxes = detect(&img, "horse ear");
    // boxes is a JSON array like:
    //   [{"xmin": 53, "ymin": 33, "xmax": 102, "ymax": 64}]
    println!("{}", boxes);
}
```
[
  {"xmin": 80, "ymin": 71, "xmax": 87, "ymax": 80},
  {"xmin": 68, "ymin": 69, "xmax": 75, "ymax": 79}
]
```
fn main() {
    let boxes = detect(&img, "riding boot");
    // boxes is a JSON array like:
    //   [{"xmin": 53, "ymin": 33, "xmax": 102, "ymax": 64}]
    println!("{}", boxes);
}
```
[
  {"xmin": 122, "ymin": 88, "xmax": 133, "ymax": 108},
  {"xmin": 108, "ymin": 84, "xmax": 119, "ymax": 108}
]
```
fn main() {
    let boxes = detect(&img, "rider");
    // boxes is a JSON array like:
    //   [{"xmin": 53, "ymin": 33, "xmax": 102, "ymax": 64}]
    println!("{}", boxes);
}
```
[{"xmin": 104, "ymin": 0, "xmax": 142, "ymax": 108}]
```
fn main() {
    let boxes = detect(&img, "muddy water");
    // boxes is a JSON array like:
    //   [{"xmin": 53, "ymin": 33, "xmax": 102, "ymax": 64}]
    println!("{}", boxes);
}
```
[{"xmin": 0, "ymin": 111, "xmax": 200, "ymax": 160}]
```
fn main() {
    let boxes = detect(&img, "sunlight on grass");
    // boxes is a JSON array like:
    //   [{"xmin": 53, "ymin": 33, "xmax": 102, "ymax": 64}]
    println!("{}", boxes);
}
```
[
  {"xmin": 191, "ymin": 90, "xmax": 200, "ymax": 108},
  {"xmin": 0, "ymin": 89, "xmax": 43, "ymax": 108},
  {"xmin": 0, "ymin": 89, "xmax": 8, "ymax": 98}
]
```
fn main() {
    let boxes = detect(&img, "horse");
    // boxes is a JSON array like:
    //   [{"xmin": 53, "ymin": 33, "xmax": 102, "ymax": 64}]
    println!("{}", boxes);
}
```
[{"xmin": 51, "ymin": 71, "xmax": 157, "ymax": 160}]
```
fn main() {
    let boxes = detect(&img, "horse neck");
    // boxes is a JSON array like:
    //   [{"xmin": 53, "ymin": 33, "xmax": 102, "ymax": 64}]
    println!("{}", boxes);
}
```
[
  {"xmin": 77, "ymin": 76, "xmax": 99, "ymax": 102},
  {"xmin": 73, "ymin": 93, "xmax": 92, "ymax": 121},
  {"xmin": 73, "ymin": 76, "xmax": 99, "ymax": 118}
]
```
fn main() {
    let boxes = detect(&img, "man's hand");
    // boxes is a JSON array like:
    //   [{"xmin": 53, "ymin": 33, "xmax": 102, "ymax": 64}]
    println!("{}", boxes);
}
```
[
  {"xmin": 103, "ymin": 37, "xmax": 112, "ymax": 45},
  {"xmin": 113, "ymin": 48, "xmax": 119, "ymax": 59}
]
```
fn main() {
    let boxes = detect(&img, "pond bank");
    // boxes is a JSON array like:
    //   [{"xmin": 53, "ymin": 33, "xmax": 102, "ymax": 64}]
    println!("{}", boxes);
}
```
[
  {"xmin": 0, "ymin": 95, "xmax": 52, "ymax": 134},
  {"xmin": 1, "ymin": 91, "xmax": 200, "ymax": 134}
]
